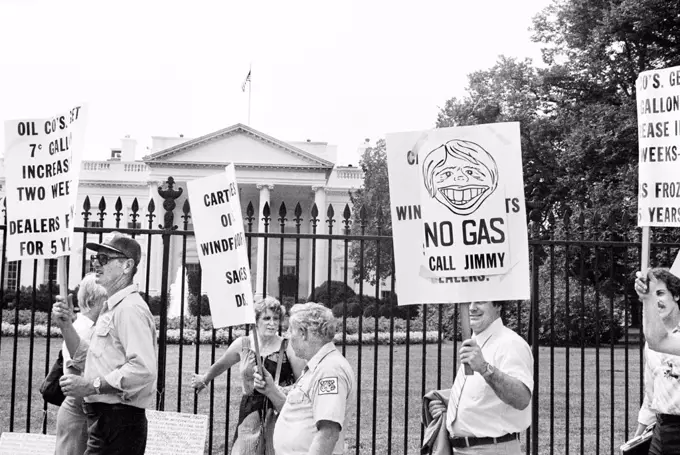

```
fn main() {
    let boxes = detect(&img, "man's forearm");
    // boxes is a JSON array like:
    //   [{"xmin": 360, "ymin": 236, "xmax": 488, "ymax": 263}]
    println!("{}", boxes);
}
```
[
  {"xmin": 484, "ymin": 367, "xmax": 531, "ymax": 410},
  {"xmin": 61, "ymin": 323, "xmax": 81, "ymax": 359},
  {"xmin": 308, "ymin": 422, "xmax": 340, "ymax": 455}
]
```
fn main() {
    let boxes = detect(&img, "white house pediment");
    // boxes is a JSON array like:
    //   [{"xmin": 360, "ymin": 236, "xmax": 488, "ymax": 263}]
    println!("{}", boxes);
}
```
[{"xmin": 143, "ymin": 124, "xmax": 334, "ymax": 169}]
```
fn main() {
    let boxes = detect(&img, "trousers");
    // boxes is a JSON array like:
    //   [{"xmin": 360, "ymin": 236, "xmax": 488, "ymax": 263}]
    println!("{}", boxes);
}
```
[{"xmin": 82, "ymin": 402, "xmax": 148, "ymax": 455}]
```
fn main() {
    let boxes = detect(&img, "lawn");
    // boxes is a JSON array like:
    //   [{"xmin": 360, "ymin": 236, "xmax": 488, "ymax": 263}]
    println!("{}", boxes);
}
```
[{"xmin": 0, "ymin": 336, "xmax": 645, "ymax": 454}]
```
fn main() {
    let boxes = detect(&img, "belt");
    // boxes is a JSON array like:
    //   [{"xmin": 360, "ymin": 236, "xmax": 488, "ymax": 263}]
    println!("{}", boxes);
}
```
[
  {"xmin": 657, "ymin": 413, "xmax": 680, "ymax": 424},
  {"xmin": 449, "ymin": 432, "xmax": 519, "ymax": 448},
  {"xmin": 82, "ymin": 402, "xmax": 145, "ymax": 414}
]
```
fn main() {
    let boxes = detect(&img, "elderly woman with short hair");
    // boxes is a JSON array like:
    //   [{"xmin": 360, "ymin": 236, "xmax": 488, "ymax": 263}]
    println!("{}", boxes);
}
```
[
  {"xmin": 55, "ymin": 273, "xmax": 108, "ymax": 455},
  {"xmin": 254, "ymin": 302, "xmax": 356, "ymax": 455},
  {"xmin": 191, "ymin": 297, "xmax": 305, "ymax": 455}
]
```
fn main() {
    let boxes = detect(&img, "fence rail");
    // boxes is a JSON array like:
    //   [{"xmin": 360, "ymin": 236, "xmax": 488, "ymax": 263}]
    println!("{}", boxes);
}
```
[{"xmin": 0, "ymin": 178, "xmax": 663, "ymax": 454}]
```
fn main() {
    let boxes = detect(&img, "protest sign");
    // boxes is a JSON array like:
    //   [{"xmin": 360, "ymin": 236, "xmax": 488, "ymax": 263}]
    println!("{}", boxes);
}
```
[
  {"xmin": 146, "ymin": 410, "xmax": 208, "ymax": 455},
  {"xmin": 0, "ymin": 432, "xmax": 56, "ymax": 455},
  {"xmin": 386, "ymin": 122, "xmax": 529, "ymax": 305},
  {"xmin": 3, "ymin": 105, "xmax": 86, "ymax": 261},
  {"xmin": 637, "ymin": 65, "xmax": 680, "ymax": 227},
  {"xmin": 186, "ymin": 164, "xmax": 256, "ymax": 328}
]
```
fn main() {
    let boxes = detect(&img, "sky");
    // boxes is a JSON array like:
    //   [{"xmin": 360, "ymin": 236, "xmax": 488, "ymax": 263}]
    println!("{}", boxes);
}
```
[{"xmin": 0, "ymin": 0, "xmax": 552, "ymax": 166}]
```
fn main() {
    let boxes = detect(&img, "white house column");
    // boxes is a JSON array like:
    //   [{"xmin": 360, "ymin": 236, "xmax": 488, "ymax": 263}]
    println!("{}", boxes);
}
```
[
  {"xmin": 310, "ymin": 185, "xmax": 327, "ymax": 295},
  {"xmin": 255, "ymin": 184, "xmax": 273, "ymax": 299}
]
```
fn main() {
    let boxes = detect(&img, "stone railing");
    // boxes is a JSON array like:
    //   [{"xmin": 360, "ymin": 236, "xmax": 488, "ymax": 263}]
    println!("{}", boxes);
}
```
[
  {"xmin": 82, "ymin": 160, "xmax": 150, "ymax": 174},
  {"xmin": 335, "ymin": 167, "xmax": 364, "ymax": 179}
]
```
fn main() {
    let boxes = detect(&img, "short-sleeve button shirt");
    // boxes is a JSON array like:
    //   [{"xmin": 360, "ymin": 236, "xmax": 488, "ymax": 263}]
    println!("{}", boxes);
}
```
[{"xmin": 274, "ymin": 342, "xmax": 355, "ymax": 455}]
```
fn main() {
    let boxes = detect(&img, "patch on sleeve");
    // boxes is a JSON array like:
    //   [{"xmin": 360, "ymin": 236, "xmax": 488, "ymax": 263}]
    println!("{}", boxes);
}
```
[{"xmin": 318, "ymin": 377, "xmax": 339, "ymax": 395}]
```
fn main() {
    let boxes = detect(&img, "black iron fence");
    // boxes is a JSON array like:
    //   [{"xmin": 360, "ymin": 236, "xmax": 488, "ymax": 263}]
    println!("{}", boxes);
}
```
[{"xmin": 0, "ymin": 179, "xmax": 670, "ymax": 454}]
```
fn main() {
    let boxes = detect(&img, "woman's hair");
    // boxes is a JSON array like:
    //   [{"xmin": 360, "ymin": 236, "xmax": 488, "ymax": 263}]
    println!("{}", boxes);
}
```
[
  {"xmin": 254, "ymin": 296, "xmax": 285, "ymax": 321},
  {"xmin": 77, "ymin": 273, "xmax": 108, "ymax": 312},
  {"xmin": 648, "ymin": 268, "xmax": 680, "ymax": 303},
  {"xmin": 289, "ymin": 302, "xmax": 336, "ymax": 343}
]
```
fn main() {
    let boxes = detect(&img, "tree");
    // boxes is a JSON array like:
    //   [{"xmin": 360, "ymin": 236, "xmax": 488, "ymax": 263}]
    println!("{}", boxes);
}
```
[{"xmin": 348, "ymin": 139, "xmax": 394, "ymax": 286}]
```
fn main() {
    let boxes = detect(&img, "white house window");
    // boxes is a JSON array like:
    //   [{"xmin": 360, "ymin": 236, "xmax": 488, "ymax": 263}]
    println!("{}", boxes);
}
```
[
  {"xmin": 4, "ymin": 261, "xmax": 19, "ymax": 291},
  {"xmin": 44, "ymin": 259, "xmax": 57, "ymax": 283}
]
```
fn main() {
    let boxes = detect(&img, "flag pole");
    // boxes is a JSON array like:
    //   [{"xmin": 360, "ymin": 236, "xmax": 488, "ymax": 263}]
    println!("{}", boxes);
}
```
[{"xmin": 248, "ymin": 78, "xmax": 251, "ymax": 126}]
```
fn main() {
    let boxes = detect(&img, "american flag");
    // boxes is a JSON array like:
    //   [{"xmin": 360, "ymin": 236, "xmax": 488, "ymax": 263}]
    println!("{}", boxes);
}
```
[{"xmin": 241, "ymin": 69, "xmax": 251, "ymax": 92}]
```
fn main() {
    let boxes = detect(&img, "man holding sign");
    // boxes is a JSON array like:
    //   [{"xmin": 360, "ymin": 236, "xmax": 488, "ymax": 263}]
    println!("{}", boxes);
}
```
[
  {"xmin": 425, "ymin": 300, "xmax": 533, "ymax": 454},
  {"xmin": 53, "ymin": 232, "xmax": 157, "ymax": 455}
]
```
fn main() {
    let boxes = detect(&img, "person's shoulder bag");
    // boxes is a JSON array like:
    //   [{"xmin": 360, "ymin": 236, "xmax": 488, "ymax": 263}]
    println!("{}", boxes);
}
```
[{"xmin": 40, "ymin": 349, "xmax": 66, "ymax": 406}]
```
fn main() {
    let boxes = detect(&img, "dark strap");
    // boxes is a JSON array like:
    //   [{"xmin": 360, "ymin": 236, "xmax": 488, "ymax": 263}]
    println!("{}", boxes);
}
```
[
  {"xmin": 274, "ymin": 339, "xmax": 287, "ymax": 385},
  {"xmin": 449, "ymin": 432, "xmax": 519, "ymax": 449}
]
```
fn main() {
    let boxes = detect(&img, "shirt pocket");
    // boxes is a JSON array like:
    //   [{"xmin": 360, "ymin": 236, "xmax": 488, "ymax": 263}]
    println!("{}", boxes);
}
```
[
  {"xmin": 286, "ymin": 387, "xmax": 310, "ymax": 405},
  {"xmin": 90, "ymin": 323, "xmax": 112, "ymax": 357}
]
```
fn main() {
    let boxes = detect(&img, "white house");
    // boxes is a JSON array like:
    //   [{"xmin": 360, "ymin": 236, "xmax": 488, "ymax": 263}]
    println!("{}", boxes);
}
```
[{"xmin": 0, "ymin": 123, "xmax": 381, "ymax": 306}]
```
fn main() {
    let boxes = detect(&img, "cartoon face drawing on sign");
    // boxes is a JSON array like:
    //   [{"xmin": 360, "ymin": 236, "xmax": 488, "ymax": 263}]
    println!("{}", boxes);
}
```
[{"xmin": 422, "ymin": 139, "xmax": 499, "ymax": 216}]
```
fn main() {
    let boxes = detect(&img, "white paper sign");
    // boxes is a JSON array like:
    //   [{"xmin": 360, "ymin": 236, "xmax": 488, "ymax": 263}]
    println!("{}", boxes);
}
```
[
  {"xmin": 637, "ymin": 66, "xmax": 680, "ymax": 226},
  {"xmin": 186, "ymin": 164, "xmax": 256, "ymax": 328},
  {"xmin": 386, "ymin": 122, "xmax": 530, "ymax": 305},
  {"xmin": 146, "ymin": 410, "xmax": 208, "ymax": 455},
  {"xmin": 0, "ymin": 432, "xmax": 56, "ymax": 455},
  {"xmin": 3, "ymin": 105, "xmax": 86, "ymax": 260}
]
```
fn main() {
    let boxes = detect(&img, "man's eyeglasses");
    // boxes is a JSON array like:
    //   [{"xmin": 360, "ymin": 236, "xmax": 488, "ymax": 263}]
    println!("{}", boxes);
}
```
[{"xmin": 91, "ymin": 253, "xmax": 128, "ymax": 266}]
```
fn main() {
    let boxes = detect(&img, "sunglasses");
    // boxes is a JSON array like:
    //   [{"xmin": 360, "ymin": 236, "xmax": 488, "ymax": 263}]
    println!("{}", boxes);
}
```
[{"xmin": 91, "ymin": 253, "xmax": 129, "ymax": 266}]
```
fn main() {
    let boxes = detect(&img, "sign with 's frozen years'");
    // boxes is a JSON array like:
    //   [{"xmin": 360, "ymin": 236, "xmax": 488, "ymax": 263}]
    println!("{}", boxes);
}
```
[
  {"xmin": 386, "ymin": 122, "xmax": 530, "ymax": 305},
  {"xmin": 3, "ymin": 105, "xmax": 86, "ymax": 261},
  {"xmin": 186, "ymin": 164, "xmax": 256, "ymax": 328},
  {"xmin": 636, "ymin": 65, "xmax": 680, "ymax": 227}
]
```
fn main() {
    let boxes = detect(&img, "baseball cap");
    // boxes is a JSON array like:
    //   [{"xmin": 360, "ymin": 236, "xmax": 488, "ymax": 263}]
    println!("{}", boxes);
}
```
[{"xmin": 86, "ymin": 231, "xmax": 141, "ymax": 268}]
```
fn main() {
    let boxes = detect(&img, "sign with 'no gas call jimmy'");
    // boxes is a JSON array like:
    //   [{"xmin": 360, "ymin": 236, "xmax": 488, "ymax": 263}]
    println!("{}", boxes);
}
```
[
  {"xmin": 186, "ymin": 164, "xmax": 256, "ymax": 328},
  {"xmin": 386, "ymin": 122, "xmax": 530, "ymax": 305}
]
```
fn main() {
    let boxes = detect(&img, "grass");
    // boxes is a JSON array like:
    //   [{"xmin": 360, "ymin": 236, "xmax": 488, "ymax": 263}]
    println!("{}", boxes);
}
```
[{"xmin": 0, "ymin": 336, "xmax": 645, "ymax": 455}]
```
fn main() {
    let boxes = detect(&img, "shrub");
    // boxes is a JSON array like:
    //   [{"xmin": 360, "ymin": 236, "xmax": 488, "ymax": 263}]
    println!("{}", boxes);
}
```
[
  {"xmin": 2, "ymin": 285, "xmax": 65, "ymax": 313},
  {"xmin": 332, "ymin": 301, "xmax": 363, "ymax": 318},
  {"xmin": 189, "ymin": 294, "xmax": 212, "ymax": 317},
  {"xmin": 423, "ymin": 265, "xmax": 626, "ymax": 346},
  {"xmin": 308, "ymin": 281, "xmax": 355, "ymax": 308},
  {"xmin": 363, "ymin": 304, "xmax": 379, "ymax": 318},
  {"xmin": 278, "ymin": 274, "xmax": 298, "ymax": 297}
]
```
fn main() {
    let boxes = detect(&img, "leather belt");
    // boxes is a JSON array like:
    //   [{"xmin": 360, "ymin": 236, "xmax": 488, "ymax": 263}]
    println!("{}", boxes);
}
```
[{"xmin": 449, "ymin": 432, "xmax": 519, "ymax": 448}]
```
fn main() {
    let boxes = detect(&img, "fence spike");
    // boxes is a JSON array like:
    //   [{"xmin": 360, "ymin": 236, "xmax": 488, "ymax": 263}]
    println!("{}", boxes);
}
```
[
  {"xmin": 181, "ymin": 199, "xmax": 191, "ymax": 229},
  {"xmin": 294, "ymin": 202, "xmax": 303, "ymax": 227},
  {"xmin": 97, "ymin": 197, "xmax": 107, "ymax": 223},
  {"xmin": 342, "ymin": 204, "xmax": 352, "ymax": 232},
  {"xmin": 262, "ymin": 201, "xmax": 271, "ymax": 220},
  {"xmin": 311, "ymin": 203, "xmax": 319, "ymax": 219},
  {"xmin": 278, "ymin": 202, "xmax": 287, "ymax": 226},
  {"xmin": 114, "ymin": 197, "xmax": 123, "ymax": 227},
  {"xmin": 146, "ymin": 199, "xmax": 156, "ymax": 227},
  {"xmin": 607, "ymin": 211, "xmax": 616, "ymax": 229},
  {"xmin": 327, "ymin": 204, "xmax": 335, "ymax": 229},
  {"xmin": 129, "ymin": 198, "xmax": 140, "ymax": 228},
  {"xmin": 131, "ymin": 198, "xmax": 139, "ymax": 214},
  {"xmin": 246, "ymin": 201, "xmax": 254, "ymax": 218},
  {"xmin": 578, "ymin": 211, "xmax": 585, "ymax": 229},
  {"xmin": 359, "ymin": 205, "xmax": 367, "ymax": 229},
  {"xmin": 82, "ymin": 196, "xmax": 92, "ymax": 219}
]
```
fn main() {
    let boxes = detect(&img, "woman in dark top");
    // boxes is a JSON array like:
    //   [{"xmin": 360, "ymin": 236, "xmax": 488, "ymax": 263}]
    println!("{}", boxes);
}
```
[{"xmin": 191, "ymin": 297, "xmax": 305, "ymax": 455}]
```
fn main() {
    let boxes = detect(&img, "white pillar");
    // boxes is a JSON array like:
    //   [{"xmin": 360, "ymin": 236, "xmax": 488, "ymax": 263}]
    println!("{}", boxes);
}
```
[
  {"xmin": 255, "ymin": 184, "xmax": 273, "ymax": 299},
  {"xmin": 309, "ymin": 186, "xmax": 327, "ymax": 296}
]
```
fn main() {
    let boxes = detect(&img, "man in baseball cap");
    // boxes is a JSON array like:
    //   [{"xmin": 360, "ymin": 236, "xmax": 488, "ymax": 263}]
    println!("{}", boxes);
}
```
[{"xmin": 53, "ymin": 231, "xmax": 157, "ymax": 454}]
